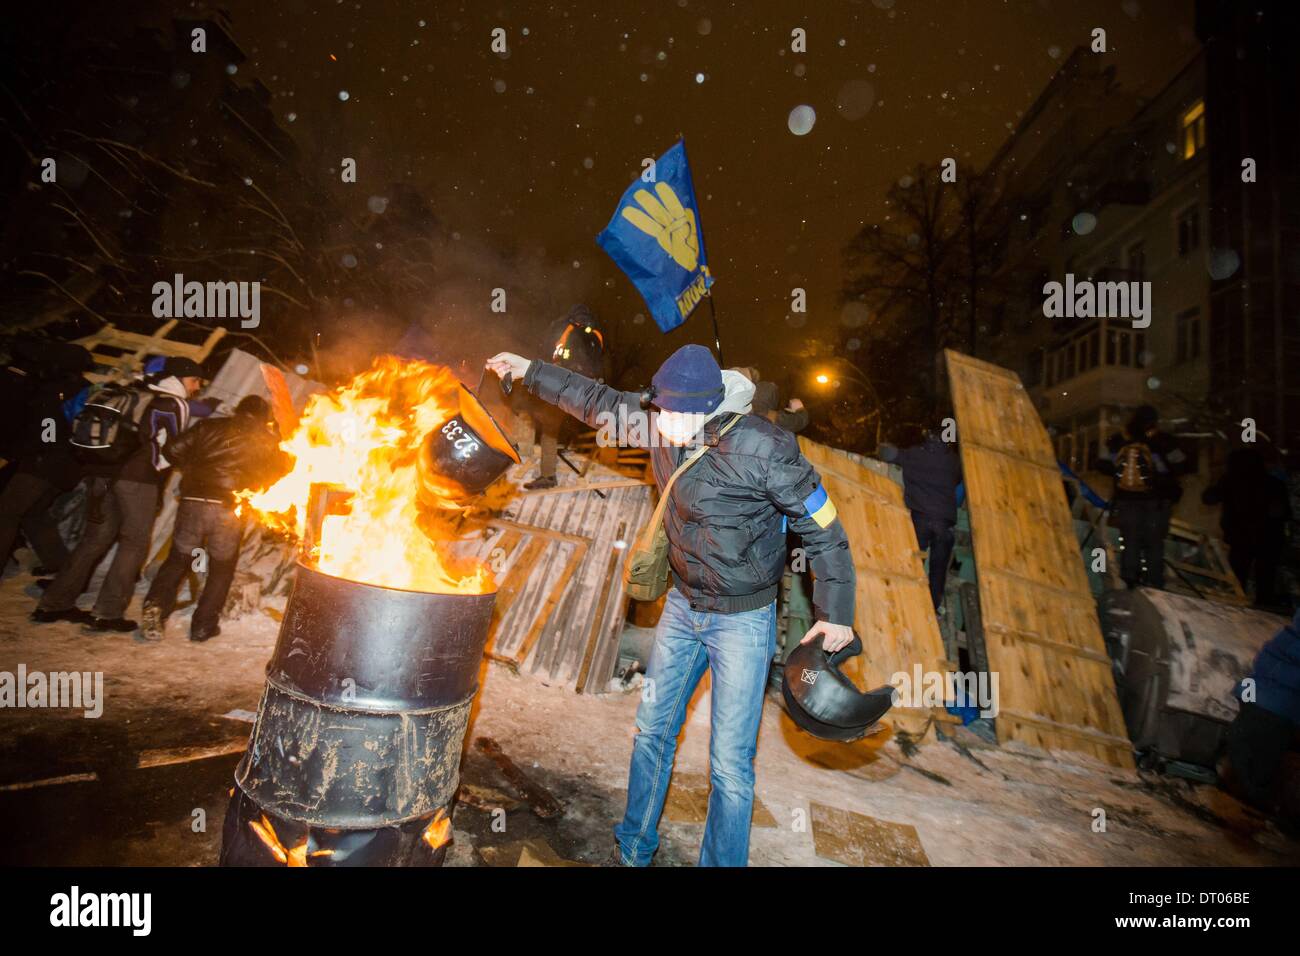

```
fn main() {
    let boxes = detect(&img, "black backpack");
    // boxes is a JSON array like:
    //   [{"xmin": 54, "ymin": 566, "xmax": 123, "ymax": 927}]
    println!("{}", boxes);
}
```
[{"xmin": 69, "ymin": 384, "xmax": 149, "ymax": 463}]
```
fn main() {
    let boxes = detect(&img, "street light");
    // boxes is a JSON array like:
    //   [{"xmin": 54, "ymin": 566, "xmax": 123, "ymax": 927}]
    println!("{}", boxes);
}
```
[
  {"xmin": 811, "ymin": 358, "xmax": 874, "ymax": 394},
  {"xmin": 810, "ymin": 357, "xmax": 883, "ymax": 447}
]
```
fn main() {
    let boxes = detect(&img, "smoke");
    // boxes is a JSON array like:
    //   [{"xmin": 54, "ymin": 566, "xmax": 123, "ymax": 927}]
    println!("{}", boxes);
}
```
[{"xmin": 312, "ymin": 217, "xmax": 591, "ymax": 388}]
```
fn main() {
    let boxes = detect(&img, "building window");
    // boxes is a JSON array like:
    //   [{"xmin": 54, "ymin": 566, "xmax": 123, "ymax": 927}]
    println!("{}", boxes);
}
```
[
  {"xmin": 1176, "ymin": 308, "xmax": 1202, "ymax": 363},
  {"xmin": 1125, "ymin": 240, "xmax": 1146, "ymax": 281},
  {"xmin": 1177, "ymin": 205, "xmax": 1200, "ymax": 257},
  {"xmin": 1180, "ymin": 100, "xmax": 1206, "ymax": 160}
]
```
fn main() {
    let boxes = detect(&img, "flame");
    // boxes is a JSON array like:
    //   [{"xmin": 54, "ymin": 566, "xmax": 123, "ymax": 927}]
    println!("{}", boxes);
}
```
[
  {"xmin": 421, "ymin": 809, "xmax": 451, "ymax": 850},
  {"xmin": 239, "ymin": 356, "xmax": 493, "ymax": 594},
  {"xmin": 249, "ymin": 814, "xmax": 333, "ymax": 866}
]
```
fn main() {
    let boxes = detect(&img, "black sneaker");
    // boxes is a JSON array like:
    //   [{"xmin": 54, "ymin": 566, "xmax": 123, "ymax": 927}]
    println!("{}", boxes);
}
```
[
  {"xmin": 138, "ymin": 603, "xmax": 165, "ymax": 643},
  {"xmin": 30, "ymin": 607, "xmax": 93, "ymax": 625},
  {"xmin": 523, "ymin": 475, "xmax": 558, "ymax": 490},
  {"xmin": 190, "ymin": 624, "xmax": 222, "ymax": 643},
  {"xmin": 84, "ymin": 616, "xmax": 139, "ymax": 633}
]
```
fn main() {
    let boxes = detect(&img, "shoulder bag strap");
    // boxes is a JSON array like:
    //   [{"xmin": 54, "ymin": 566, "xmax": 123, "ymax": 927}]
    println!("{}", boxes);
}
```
[{"xmin": 647, "ymin": 413, "xmax": 743, "ymax": 531}]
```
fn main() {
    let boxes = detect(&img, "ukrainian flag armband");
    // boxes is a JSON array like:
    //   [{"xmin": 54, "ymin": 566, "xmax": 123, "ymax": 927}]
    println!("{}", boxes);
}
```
[{"xmin": 802, "ymin": 483, "xmax": 838, "ymax": 529}]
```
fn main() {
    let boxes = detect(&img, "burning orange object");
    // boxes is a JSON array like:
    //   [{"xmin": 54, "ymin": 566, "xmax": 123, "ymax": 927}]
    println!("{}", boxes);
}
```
[
  {"xmin": 239, "ymin": 356, "xmax": 495, "ymax": 594},
  {"xmin": 421, "ymin": 810, "xmax": 451, "ymax": 850},
  {"xmin": 248, "ymin": 814, "xmax": 333, "ymax": 866}
]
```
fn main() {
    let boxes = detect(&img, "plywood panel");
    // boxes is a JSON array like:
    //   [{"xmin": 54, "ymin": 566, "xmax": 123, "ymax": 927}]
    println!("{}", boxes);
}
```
[
  {"xmin": 799, "ymin": 438, "xmax": 950, "ymax": 739},
  {"xmin": 945, "ymin": 350, "xmax": 1134, "ymax": 769}
]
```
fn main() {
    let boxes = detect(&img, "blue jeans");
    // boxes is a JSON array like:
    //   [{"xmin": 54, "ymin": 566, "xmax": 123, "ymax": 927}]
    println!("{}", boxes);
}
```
[{"xmin": 614, "ymin": 588, "xmax": 777, "ymax": 867}]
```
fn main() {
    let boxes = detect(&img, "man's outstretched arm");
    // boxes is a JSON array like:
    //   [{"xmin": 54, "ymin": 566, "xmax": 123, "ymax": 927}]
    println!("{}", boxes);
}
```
[{"xmin": 486, "ymin": 352, "xmax": 650, "ymax": 449}]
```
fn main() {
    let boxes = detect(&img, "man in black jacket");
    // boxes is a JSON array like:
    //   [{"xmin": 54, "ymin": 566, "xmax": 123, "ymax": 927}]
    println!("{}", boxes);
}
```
[
  {"xmin": 139, "ymin": 395, "xmax": 287, "ymax": 643},
  {"xmin": 486, "ymin": 344, "xmax": 856, "ymax": 867},
  {"xmin": 878, "ymin": 422, "xmax": 963, "ymax": 609}
]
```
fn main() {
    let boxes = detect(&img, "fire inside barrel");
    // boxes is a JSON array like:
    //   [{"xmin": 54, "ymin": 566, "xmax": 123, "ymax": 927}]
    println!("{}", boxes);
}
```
[{"xmin": 220, "ymin": 357, "xmax": 516, "ymax": 867}]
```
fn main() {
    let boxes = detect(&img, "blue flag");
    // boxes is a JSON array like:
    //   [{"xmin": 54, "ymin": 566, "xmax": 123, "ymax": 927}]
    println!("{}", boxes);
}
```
[{"xmin": 596, "ymin": 140, "xmax": 714, "ymax": 333}]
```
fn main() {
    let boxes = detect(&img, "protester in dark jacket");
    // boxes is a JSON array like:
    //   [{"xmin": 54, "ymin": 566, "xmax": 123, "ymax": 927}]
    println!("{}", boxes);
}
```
[
  {"xmin": 140, "ymin": 395, "xmax": 288, "ymax": 643},
  {"xmin": 486, "ymin": 344, "xmax": 855, "ymax": 868},
  {"xmin": 0, "ymin": 344, "xmax": 93, "ymax": 575},
  {"xmin": 879, "ymin": 425, "xmax": 963, "ymax": 609},
  {"xmin": 33, "ymin": 357, "xmax": 204, "ymax": 631},
  {"xmin": 750, "ymin": 378, "xmax": 808, "ymax": 433},
  {"xmin": 1227, "ymin": 609, "xmax": 1300, "ymax": 812},
  {"xmin": 517, "ymin": 305, "xmax": 607, "ymax": 490},
  {"xmin": 1202, "ymin": 447, "xmax": 1291, "ymax": 608},
  {"xmin": 1098, "ymin": 405, "xmax": 1187, "ymax": 590}
]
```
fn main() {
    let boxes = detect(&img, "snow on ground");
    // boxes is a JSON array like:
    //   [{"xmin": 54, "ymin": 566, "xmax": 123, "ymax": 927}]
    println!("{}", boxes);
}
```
[{"xmin": 0, "ymin": 564, "xmax": 1295, "ymax": 866}]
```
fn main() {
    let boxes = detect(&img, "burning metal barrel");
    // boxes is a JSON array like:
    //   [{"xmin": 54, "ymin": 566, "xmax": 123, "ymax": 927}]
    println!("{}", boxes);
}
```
[{"xmin": 220, "ymin": 561, "xmax": 495, "ymax": 866}]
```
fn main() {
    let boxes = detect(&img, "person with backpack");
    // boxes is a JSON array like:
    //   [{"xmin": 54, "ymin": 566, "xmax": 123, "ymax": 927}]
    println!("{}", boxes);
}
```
[
  {"xmin": 32, "ymin": 357, "xmax": 205, "ymax": 631},
  {"xmin": 0, "ymin": 342, "xmax": 94, "ymax": 576},
  {"xmin": 138, "ymin": 395, "xmax": 288, "ymax": 643},
  {"xmin": 1099, "ymin": 404, "xmax": 1188, "ymax": 590}
]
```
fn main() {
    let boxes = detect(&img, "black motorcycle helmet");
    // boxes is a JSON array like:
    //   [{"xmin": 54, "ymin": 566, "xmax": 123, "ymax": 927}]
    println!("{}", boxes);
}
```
[{"xmin": 782, "ymin": 632, "xmax": 896, "ymax": 742}]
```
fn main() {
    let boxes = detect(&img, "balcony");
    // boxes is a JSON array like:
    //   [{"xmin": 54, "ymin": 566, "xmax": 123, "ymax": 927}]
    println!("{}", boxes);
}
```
[{"xmin": 1031, "ymin": 319, "xmax": 1151, "ymax": 419}]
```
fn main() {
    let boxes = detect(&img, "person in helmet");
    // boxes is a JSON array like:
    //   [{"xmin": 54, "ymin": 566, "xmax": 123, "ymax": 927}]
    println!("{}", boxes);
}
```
[
  {"xmin": 486, "ymin": 343, "xmax": 856, "ymax": 867},
  {"xmin": 517, "ymin": 305, "xmax": 606, "ymax": 490}
]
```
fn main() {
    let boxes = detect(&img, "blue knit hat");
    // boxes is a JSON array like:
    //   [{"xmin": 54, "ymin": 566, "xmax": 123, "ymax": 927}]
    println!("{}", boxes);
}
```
[{"xmin": 651, "ymin": 344, "xmax": 724, "ymax": 413}]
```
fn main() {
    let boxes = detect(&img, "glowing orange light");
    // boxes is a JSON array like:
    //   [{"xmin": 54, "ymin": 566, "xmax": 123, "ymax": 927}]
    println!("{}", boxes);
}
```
[
  {"xmin": 248, "ymin": 814, "xmax": 333, "ymax": 866},
  {"xmin": 422, "ymin": 811, "xmax": 452, "ymax": 850}
]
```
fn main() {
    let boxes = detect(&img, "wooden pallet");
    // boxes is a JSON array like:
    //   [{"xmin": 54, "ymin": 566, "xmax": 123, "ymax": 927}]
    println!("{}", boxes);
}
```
[
  {"xmin": 73, "ymin": 319, "xmax": 227, "ymax": 383},
  {"xmin": 1164, "ymin": 518, "xmax": 1249, "ymax": 604},
  {"xmin": 473, "ymin": 457, "xmax": 653, "ymax": 691}
]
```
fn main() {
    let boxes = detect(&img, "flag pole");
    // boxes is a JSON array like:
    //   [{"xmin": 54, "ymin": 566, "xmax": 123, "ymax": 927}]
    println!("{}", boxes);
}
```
[
  {"xmin": 705, "ymin": 292, "xmax": 725, "ymax": 367},
  {"xmin": 677, "ymin": 132, "xmax": 724, "ymax": 366}
]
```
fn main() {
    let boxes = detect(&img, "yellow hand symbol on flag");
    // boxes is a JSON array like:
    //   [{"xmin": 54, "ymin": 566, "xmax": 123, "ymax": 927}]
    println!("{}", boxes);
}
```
[{"xmin": 620, "ymin": 182, "xmax": 700, "ymax": 272}]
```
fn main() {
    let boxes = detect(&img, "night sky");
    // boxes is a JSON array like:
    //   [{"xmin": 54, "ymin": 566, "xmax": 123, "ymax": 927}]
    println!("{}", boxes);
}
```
[{"xmin": 222, "ymin": 0, "xmax": 1197, "ymax": 387}]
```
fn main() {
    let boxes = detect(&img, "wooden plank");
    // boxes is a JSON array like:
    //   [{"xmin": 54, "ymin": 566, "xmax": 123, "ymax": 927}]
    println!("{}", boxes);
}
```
[
  {"xmin": 484, "ymin": 534, "xmax": 547, "ymax": 664},
  {"xmin": 474, "ymin": 737, "xmax": 563, "ymax": 819},
  {"xmin": 520, "ymin": 479, "xmax": 648, "ymax": 498},
  {"xmin": 513, "ymin": 541, "xmax": 586, "ymax": 669},
  {"xmin": 575, "ymin": 520, "xmax": 627, "ymax": 693},
  {"xmin": 945, "ymin": 349, "xmax": 1134, "ymax": 770},
  {"xmin": 798, "ymin": 437, "xmax": 950, "ymax": 739},
  {"xmin": 810, "ymin": 802, "xmax": 930, "ymax": 867}
]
